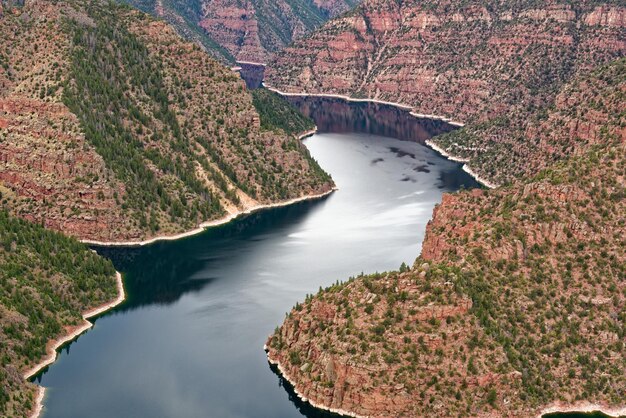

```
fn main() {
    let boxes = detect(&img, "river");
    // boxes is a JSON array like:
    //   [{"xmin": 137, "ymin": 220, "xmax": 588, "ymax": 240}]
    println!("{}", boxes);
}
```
[{"xmin": 31, "ymin": 94, "xmax": 485, "ymax": 417}]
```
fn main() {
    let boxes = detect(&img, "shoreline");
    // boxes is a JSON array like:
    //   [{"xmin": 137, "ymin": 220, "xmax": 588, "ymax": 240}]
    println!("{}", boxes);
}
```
[
  {"xmin": 266, "ymin": 344, "xmax": 626, "ymax": 418},
  {"xmin": 537, "ymin": 402, "xmax": 626, "ymax": 418},
  {"xmin": 424, "ymin": 139, "xmax": 470, "ymax": 163},
  {"xmin": 80, "ymin": 188, "xmax": 336, "ymax": 247},
  {"xmin": 26, "ymin": 271, "xmax": 126, "ymax": 418},
  {"xmin": 263, "ymin": 84, "xmax": 501, "ymax": 189},
  {"xmin": 264, "ymin": 345, "xmax": 364, "ymax": 418},
  {"xmin": 424, "ymin": 140, "xmax": 497, "ymax": 189},
  {"xmin": 263, "ymin": 83, "xmax": 466, "ymax": 127},
  {"xmin": 297, "ymin": 127, "xmax": 318, "ymax": 140},
  {"xmin": 461, "ymin": 165, "xmax": 498, "ymax": 189},
  {"xmin": 236, "ymin": 60, "xmax": 267, "ymax": 67}
]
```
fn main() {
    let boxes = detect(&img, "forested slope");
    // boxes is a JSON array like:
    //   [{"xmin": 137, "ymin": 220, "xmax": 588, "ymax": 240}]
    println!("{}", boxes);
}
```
[
  {"xmin": 0, "ymin": 211, "xmax": 118, "ymax": 417},
  {"xmin": 0, "ymin": 0, "xmax": 333, "ymax": 242}
]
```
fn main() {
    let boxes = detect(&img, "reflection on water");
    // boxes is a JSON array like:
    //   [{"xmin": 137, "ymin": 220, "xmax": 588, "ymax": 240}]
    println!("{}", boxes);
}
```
[
  {"xmin": 269, "ymin": 363, "xmax": 342, "ymax": 418},
  {"xmin": 237, "ymin": 62, "xmax": 265, "ymax": 89},
  {"xmin": 36, "ymin": 83, "xmax": 485, "ymax": 418},
  {"xmin": 95, "ymin": 200, "xmax": 330, "ymax": 312},
  {"xmin": 237, "ymin": 62, "xmax": 457, "ymax": 144},
  {"xmin": 286, "ymin": 95, "xmax": 456, "ymax": 143}
]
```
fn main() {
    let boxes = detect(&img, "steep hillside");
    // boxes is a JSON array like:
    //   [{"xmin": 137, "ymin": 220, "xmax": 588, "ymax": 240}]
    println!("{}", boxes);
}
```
[
  {"xmin": 265, "ymin": 61, "xmax": 626, "ymax": 417},
  {"xmin": 119, "ymin": 0, "xmax": 360, "ymax": 63},
  {"xmin": 431, "ymin": 58, "xmax": 626, "ymax": 186},
  {"xmin": 0, "ymin": 0, "xmax": 333, "ymax": 243},
  {"xmin": 266, "ymin": 0, "xmax": 625, "ymax": 185},
  {"xmin": 0, "ymin": 210, "xmax": 118, "ymax": 417},
  {"xmin": 251, "ymin": 88, "xmax": 316, "ymax": 136},
  {"xmin": 268, "ymin": 0, "xmax": 625, "ymax": 120}
]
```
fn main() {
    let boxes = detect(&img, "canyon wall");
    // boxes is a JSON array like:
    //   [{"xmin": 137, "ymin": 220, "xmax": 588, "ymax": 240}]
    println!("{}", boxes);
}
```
[
  {"xmin": 266, "ymin": 0, "xmax": 625, "ymax": 186},
  {"xmin": 268, "ymin": 0, "xmax": 625, "ymax": 123}
]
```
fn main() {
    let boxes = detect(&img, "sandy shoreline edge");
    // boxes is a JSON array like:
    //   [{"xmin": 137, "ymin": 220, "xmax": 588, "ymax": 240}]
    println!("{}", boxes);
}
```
[
  {"xmin": 461, "ymin": 165, "xmax": 498, "ymax": 189},
  {"xmin": 81, "ymin": 187, "xmax": 336, "ymax": 247},
  {"xmin": 537, "ymin": 403, "xmax": 626, "ymax": 417},
  {"xmin": 298, "ymin": 127, "xmax": 318, "ymax": 140},
  {"xmin": 236, "ymin": 60, "xmax": 267, "ymax": 67},
  {"xmin": 25, "ymin": 271, "xmax": 126, "ymax": 418},
  {"xmin": 424, "ymin": 140, "xmax": 497, "ymax": 189}
]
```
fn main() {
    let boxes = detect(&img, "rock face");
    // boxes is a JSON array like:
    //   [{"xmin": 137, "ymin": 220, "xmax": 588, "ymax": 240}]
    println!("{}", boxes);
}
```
[
  {"xmin": 266, "ymin": 61, "xmax": 626, "ymax": 417},
  {"xmin": 267, "ymin": 0, "xmax": 625, "ymax": 122},
  {"xmin": 0, "ymin": 0, "xmax": 334, "ymax": 242},
  {"xmin": 266, "ymin": 0, "xmax": 625, "ymax": 187},
  {"xmin": 431, "ymin": 58, "xmax": 626, "ymax": 185},
  {"xmin": 122, "ymin": 0, "xmax": 361, "ymax": 63}
]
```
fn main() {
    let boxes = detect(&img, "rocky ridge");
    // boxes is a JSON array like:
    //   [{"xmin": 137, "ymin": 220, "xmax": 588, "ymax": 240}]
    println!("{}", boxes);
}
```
[
  {"xmin": 266, "ymin": 0, "xmax": 625, "ymax": 186},
  {"xmin": 266, "ymin": 58, "xmax": 626, "ymax": 417},
  {"xmin": 0, "ymin": 0, "xmax": 333, "ymax": 242}
]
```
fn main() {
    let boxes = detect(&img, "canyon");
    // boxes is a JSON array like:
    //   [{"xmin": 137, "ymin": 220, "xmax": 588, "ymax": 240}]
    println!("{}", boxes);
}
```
[
  {"xmin": 0, "ymin": 1, "xmax": 333, "ymax": 415},
  {"xmin": 0, "ymin": 0, "xmax": 624, "ymax": 417},
  {"xmin": 266, "ymin": 0, "xmax": 626, "ymax": 185},
  {"xmin": 30, "ymin": 108, "xmax": 478, "ymax": 418},
  {"xmin": 266, "ymin": 58, "xmax": 626, "ymax": 417}
]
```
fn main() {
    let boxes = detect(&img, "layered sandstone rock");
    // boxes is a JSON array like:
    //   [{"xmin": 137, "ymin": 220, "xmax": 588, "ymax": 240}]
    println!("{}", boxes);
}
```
[
  {"xmin": 198, "ymin": 0, "xmax": 361, "ymax": 62},
  {"xmin": 267, "ymin": 0, "xmax": 625, "ymax": 122},
  {"xmin": 266, "ymin": 55, "xmax": 626, "ymax": 417},
  {"xmin": 122, "ymin": 0, "xmax": 361, "ymax": 63}
]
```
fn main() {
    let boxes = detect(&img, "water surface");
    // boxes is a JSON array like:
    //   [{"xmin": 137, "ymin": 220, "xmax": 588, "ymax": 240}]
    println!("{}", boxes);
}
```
[
  {"xmin": 544, "ymin": 413, "xmax": 623, "ymax": 418},
  {"xmin": 35, "ymin": 130, "xmax": 478, "ymax": 417}
]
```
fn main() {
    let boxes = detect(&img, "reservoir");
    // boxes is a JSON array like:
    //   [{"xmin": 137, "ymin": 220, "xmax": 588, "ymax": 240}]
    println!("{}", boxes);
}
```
[{"xmin": 33, "ymin": 99, "xmax": 479, "ymax": 417}]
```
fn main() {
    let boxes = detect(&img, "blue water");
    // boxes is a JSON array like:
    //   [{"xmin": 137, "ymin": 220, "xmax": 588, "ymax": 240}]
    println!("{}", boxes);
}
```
[{"xmin": 34, "ymin": 129, "xmax": 478, "ymax": 417}]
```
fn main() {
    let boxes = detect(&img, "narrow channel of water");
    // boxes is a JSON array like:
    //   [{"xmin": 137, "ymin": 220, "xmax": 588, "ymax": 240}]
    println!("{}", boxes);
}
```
[{"xmin": 33, "ymin": 96, "xmax": 481, "ymax": 417}]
